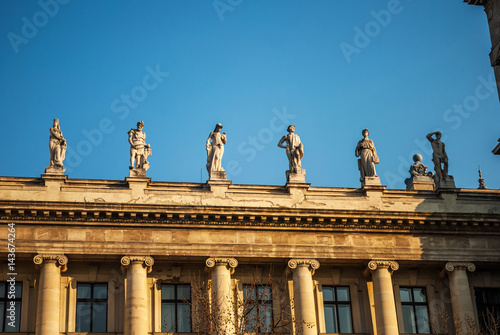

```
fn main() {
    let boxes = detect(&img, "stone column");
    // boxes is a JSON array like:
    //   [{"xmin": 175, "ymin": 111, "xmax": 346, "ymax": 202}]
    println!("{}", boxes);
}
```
[
  {"xmin": 206, "ymin": 257, "xmax": 238, "ymax": 335},
  {"xmin": 288, "ymin": 259, "xmax": 320, "ymax": 335},
  {"xmin": 121, "ymin": 256, "xmax": 154, "ymax": 335},
  {"xmin": 33, "ymin": 254, "xmax": 68, "ymax": 335},
  {"xmin": 445, "ymin": 262, "xmax": 476, "ymax": 334},
  {"xmin": 367, "ymin": 260, "xmax": 399, "ymax": 335}
]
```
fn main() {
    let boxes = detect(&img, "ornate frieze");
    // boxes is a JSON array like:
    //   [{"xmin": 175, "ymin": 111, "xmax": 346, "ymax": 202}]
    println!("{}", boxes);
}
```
[
  {"xmin": 33, "ymin": 253, "xmax": 68, "ymax": 272},
  {"xmin": 288, "ymin": 259, "xmax": 320, "ymax": 274},
  {"xmin": 121, "ymin": 255, "xmax": 154, "ymax": 273},
  {"xmin": 445, "ymin": 262, "xmax": 476, "ymax": 273}
]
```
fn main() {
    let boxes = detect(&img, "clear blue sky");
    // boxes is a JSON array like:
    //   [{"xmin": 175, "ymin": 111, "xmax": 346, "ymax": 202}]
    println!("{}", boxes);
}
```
[{"xmin": 1, "ymin": 0, "xmax": 499, "ymax": 189}]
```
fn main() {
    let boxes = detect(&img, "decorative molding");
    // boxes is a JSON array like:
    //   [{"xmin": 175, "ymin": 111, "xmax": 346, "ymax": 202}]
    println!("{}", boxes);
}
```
[
  {"xmin": 288, "ymin": 259, "xmax": 320, "ymax": 275},
  {"xmin": 445, "ymin": 262, "xmax": 476, "ymax": 273},
  {"xmin": 367, "ymin": 260, "xmax": 399, "ymax": 274},
  {"xmin": 33, "ymin": 254, "xmax": 68, "ymax": 272},
  {"xmin": 121, "ymin": 255, "xmax": 154, "ymax": 273}
]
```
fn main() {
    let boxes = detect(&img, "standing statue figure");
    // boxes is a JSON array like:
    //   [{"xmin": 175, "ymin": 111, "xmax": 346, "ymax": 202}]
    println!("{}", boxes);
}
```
[
  {"xmin": 128, "ymin": 121, "xmax": 151, "ymax": 172},
  {"xmin": 48, "ymin": 118, "xmax": 67, "ymax": 168},
  {"xmin": 426, "ymin": 131, "xmax": 448, "ymax": 181},
  {"xmin": 355, "ymin": 128, "xmax": 379, "ymax": 183},
  {"xmin": 206, "ymin": 123, "xmax": 227, "ymax": 179},
  {"xmin": 277, "ymin": 125, "xmax": 304, "ymax": 173}
]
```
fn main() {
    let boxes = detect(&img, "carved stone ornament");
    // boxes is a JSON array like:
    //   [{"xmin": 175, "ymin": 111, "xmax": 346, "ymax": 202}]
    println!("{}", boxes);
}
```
[
  {"xmin": 121, "ymin": 255, "xmax": 155, "ymax": 273},
  {"xmin": 445, "ymin": 262, "xmax": 476, "ymax": 273},
  {"xmin": 288, "ymin": 259, "xmax": 320, "ymax": 274},
  {"xmin": 368, "ymin": 260, "xmax": 399, "ymax": 274},
  {"xmin": 206, "ymin": 257, "xmax": 238, "ymax": 269},
  {"xmin": 33, "ymin": 254, "xmax": 68, "ymax": 272}
]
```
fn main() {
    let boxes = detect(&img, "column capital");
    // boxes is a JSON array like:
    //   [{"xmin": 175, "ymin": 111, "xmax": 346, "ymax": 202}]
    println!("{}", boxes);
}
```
[
  {"xmin": 33, "ymin": 253, "xmax": 68, "ymax": 272},
  {"xmin": 121, "ymin": 255, "xmax": 154, "ymax": 273},
  {"xmin": 288, "ymin": 259, "xmax": 320, "ymax": 275},
  {"xmin": 445, "ymin": 262, "xmax": 476, "ymax": 273},
  {"xmin": 368, "ymin": 260, "xmax": 399, "ymax": 274},
  {"xmin": 206, "ymin": 257, "xmax": 238, "ymax": 274}
]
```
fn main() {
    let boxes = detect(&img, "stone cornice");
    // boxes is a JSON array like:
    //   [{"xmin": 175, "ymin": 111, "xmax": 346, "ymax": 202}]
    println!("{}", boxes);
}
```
[
  {"xmin": 288, "ymin": 259, "xmax": 320, "ymax": 275},
  {"xmin": 445, "ymin": 262, "xmax": 476, "ymax": 273},
  {"xmin": 1, "ymin": 201, "xmax": 499, "ymax": 233},
  {"xmin": 367, "ymin": 260, "xmax": 399, "ymax": 274},
  {"xmin": 33, "ymin": 253, "xmax": 68, "ymax": 272},
  {"xmin": 121, "ymin": 255, "xmax": 154, "ymax": 273}
]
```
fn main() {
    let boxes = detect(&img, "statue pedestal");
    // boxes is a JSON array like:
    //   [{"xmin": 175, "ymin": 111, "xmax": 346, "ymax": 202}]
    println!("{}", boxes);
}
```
[
  {"xmin": 362, "ymin": 176, "xmax": 381, "ymax": 186},
  {"xmin": 209, "ymin": 170, "xmax": 227, "ymax": 181},
  {"xmin": 129, "ymin": 168, "xmax": 147, "ymax": 178},
  {"xmin": 286, "ymin": 169, "xmax": 306, "ymax": 183},
  {"xmin": 405, "ymin": 175, "xmax": 435, "ymax": 191},
  {"xmin": 44, "ymin": 165, "xmax": 65, "ymax": 175},
  {"xmin": 435, "ymin": 175, "xmax": 456, "ymax": 189}
]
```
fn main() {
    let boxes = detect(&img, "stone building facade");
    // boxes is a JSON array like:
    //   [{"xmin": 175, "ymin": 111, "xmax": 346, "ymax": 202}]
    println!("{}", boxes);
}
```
[{"xmin": 1, "ymin": 174, "xmax": 499, "ymax": 334}]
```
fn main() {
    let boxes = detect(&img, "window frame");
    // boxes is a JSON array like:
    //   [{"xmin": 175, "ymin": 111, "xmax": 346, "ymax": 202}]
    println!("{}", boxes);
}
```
[
  {"xmin": 474, "ymin": 287, "xmax": 500, "ymax": 331},
  {"xmin": 242, "ymin": 284, "xmax": 274, "ymax": 333},
  {"xmin": 321, "ymin": 285, "xmax": 354, "ymax": 334},
  {"xmin": 160, "ymin": 283, "xmax": 192, "ymax": 333},
  {"xmin": 75, "ymin": 282, "xmax": 108, "ymax": 333},
  {"xmin": 399, "ymin": 286, "xmax": 431, "ymax": 334},
  {"xmin": 0, "ymin": 281, "xmax": 22, "ymax": 332}
]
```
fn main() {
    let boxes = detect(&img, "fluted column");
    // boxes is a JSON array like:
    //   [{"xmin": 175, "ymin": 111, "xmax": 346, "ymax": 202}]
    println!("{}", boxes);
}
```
[
  {"xmin": 33, "ymin": 254, "xmax": 68, "ymax": 335},
  {"xmin": 288, "ymin": 259, "xmax": 320, "ymax": 335},
  {"xmin": 121, "ymin": 256, "xmax": 154, "ymax": 335},
  {"xmin": 367, "ymin": 260, "xmax": 399, "ymax": 335},
  {"xmin": 206, "ymin": 257, "xmax": 238, "ymax": 335},
  {"xmin": 445, "ymin": 262, "xmax": 476, "ymax": 334}
]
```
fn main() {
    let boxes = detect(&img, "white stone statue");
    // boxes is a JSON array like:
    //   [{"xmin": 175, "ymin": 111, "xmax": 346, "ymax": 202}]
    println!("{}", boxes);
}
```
[
  {"xmin": 46, "ymin": 118, "xmax": 67, "ymax": 174},
  {"xmin": 277, "ymin": 125, "xmax": 304, "ymax": 174},
  {"xmin": 355, "ymin": 128, "xmax": 379, "ymax": 183},
  {"xmin": 206, "ymin": 123, "xmax": 227, "ymax": 178},
  {"xmin": 426, "ymin": 131, "xmax": 448, "ymax": 181},
  {"xmin": 128, "ymin": 121, "xmax": 151, "ymax": 172}
]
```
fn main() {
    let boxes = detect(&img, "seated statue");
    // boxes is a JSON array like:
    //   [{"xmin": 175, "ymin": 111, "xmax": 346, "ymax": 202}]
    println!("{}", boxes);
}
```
[{"xmin": 405, "ymin": 154, "xmax": 433, "ymax": 187}]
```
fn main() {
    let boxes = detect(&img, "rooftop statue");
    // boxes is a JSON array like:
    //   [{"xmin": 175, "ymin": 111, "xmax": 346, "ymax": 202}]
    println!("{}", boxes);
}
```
[
  {"xmin": 45, "ymin": 118, "xmax": 67, "ymax": 174},
  {"xmin": 128, "ymin": 121, "xmax": 151, "ymax": 177},
  {"xmin": 404, "ymin": 154, "xmax": 434, "ymax": 190},
  {"xmin": 426, "ymin": 131, "xmax": 455, "ymax": 188},
  {"xmin": 355, "ymin": 128, "xmax": 379, "ymax": 184},
  {"xmin": 206, "ymin": 123, "xmax": 227, "ymax": 180},
  {"xmin": 277, "ymin": 125, "xmax": 304, "ymax": 174}
]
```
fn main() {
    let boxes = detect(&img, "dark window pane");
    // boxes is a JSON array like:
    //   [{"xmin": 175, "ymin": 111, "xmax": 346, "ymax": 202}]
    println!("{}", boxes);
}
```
[
  {"xmin": 336, "ymin": 287, "xmax": 350, "ymax": 302},
  {"xmin": 415, "ymin": 305, "xmax": 430, "ymax": 333},
  {"xmin": 400, "ymin": 287, "xmax": 412, "ymax": 303},
  {"xmin": 76, "ymin": 302, "xmax": 91, "ymax": 332},
  {"xmin": 177, "ymin": 303, "xmax": 191, "ymax": 332},
  {"xmin": 177, "ymin": 285, "xmax": 190, "ymax": 301},
  {"xmin": 14, "ymin": 282, "xmax": 22, "ymax": 299},
  {"xmin": 402, "ymin": 305, "xmax": 417, "ymax": 333},
  {"xmin": 324, "ymin": 305, "xmax": 338, "ymax": 333},
  {"xmin": 92, "ymin": 302, "xmax": 107, "ymax": 332},
  {"xmin": 161, "ymin": 302, "xmax": 175, "ymax": 332},
  {"xmin": 258, "ymin": 286, "xmax": 272, "ymax": 301},
  {"xmin": 0, "ymin": 283, "xmax": 5, "ymax": 298},
  {"xmin": 244, "ymin": 286, "xmax": 257, "ymax": 301},
  {"xmin": 260, "ymin": 304, "xmax": 273, "ymax": 332},
  {"xmin": 0, "ymin": 301, "xmax": 4, "ymax": 331},
  {"xmin": 4, "ymin": 301, "xmax": 21, "ymax": 332},
  {"xmin": 323, "ymin": 286, "xmax": 334, "ymax": 302},
  {"xmin": 244, "ymin": 306, "xmax": 258, "ymax": 333},
  {"xmin": 77, "ymin": 284, "xmax": 91, "ymax": 299},
  {"xmin": 93, "ymin": 284, "xmax": 108, "ymax": 300},
  {"xmin": 413, "ymin": 288, "xmax": 427, "ymax": 303},
  {"xmin": 338, "ymin": 304, "xmax": 353, "ymax": 333},
  {"xmin": 162, "ymin": 285, "xmax": 175, "ymax": 300}
]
